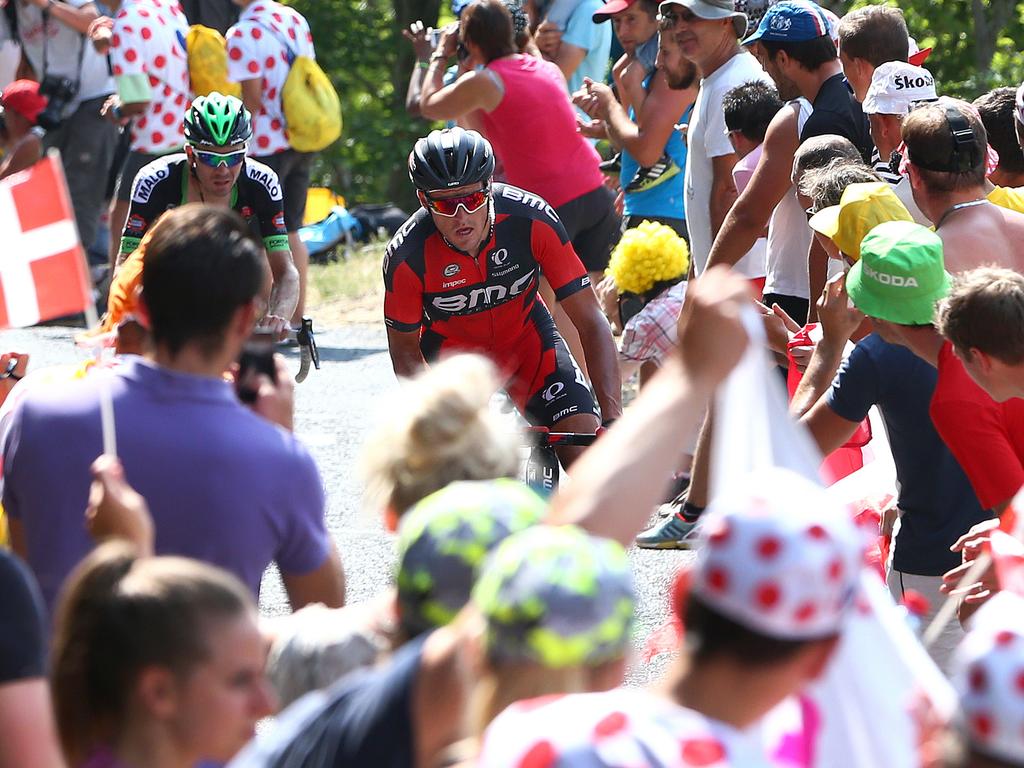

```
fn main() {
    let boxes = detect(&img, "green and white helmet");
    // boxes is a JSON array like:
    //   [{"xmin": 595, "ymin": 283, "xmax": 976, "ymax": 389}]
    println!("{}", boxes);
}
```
[{"xmin": 184, "ymin": 92, "xmax": 252, "ymax": 147}]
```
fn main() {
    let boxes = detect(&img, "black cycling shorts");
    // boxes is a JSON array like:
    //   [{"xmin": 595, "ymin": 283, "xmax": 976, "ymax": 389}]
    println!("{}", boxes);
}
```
[
  {"xmin": 555, "ymin": 184, "xmax": 621, "ymax": 273},
  {"xmin": 420, "ymin": 304, "xmax": 600, "ymax": 429},
  {"xmin": 255, "ymin": 149, "xmax": 313, "ymax": 231}
]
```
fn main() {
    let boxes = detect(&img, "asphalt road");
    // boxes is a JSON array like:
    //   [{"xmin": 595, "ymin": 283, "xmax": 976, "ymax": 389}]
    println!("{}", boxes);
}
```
[{"xmin": 7, "ymin": 323, "xmax": 692, "ymax": 683}]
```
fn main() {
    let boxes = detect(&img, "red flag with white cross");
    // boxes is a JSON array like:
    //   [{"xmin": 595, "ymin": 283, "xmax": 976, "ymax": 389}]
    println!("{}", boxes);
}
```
[{"xmin": 0, "ymin": 152, "xmax": 92, "ymax": 328}]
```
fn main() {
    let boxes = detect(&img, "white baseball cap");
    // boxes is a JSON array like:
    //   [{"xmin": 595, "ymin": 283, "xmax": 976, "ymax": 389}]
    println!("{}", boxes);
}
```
[
  {"xmin": 953, "ymin": 591, "xmax": 1024, "ymax": 764},
  {"xmin": 690, "ymin": 467, "xmax": 865, "ymax": 641},
  {"xmin": 863, "ymin": 61, "xmax": 938, "ymax": 116}
]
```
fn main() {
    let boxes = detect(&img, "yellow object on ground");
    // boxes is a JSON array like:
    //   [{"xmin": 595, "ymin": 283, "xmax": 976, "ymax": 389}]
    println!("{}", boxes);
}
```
[{"xmin": 304, "ymin": 187, "xmax": 347, "ymax": 225}]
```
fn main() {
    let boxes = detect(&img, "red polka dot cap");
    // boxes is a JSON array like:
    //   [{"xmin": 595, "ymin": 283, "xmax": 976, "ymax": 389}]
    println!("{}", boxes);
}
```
[
  {"xmin": 953, "ymin": 591, "xmax": 1024, "ymax": 764},
  {"xmin": 690, "ymin": 467, "xmax": 865, "ymax": 640}
]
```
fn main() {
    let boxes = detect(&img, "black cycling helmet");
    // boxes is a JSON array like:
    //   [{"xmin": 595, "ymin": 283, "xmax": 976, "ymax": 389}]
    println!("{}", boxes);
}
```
[
  {"xmin": 184, "ymin": 92, "xmax": 252, "ymax": 147},
  {"xmin": 408, "ymin": 127, "xmax": 495, "ymax": 192}
]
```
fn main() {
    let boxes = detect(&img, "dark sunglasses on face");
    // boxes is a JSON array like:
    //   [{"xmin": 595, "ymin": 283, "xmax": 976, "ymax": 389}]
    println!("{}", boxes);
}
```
[
  {"xmin": 192, "ymin": 146, "xmax": 248, "ymax": 168},
  {"xmin": 424, "ymin": 186, "xmax": 490, "ymax": 216},
  {"xmin": 657, "ymin": 7, "xmax": 696, "ymax": 26}
]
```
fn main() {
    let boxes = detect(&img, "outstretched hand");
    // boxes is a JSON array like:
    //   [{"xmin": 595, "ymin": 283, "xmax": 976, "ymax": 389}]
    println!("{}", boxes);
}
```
[
  {"xmin": 402, "ymin": 20, "xmax": 436, "ymax": 61},
  {"xmin": 85, "ymin": 455, "xmax": 154, "ymax": 556}
]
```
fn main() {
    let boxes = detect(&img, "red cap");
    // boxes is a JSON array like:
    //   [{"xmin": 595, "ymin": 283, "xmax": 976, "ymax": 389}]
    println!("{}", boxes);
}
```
[
  {"xmin": 593, "ymin": 0, "xmax": 639, "ymax": 22},
  {"xmin": 1, "ymin": 80, "xmax": 48, "ymax": 124},
  {"xmin": 908, "ymin": 47, "xmax": 933, "ymax": 67}
]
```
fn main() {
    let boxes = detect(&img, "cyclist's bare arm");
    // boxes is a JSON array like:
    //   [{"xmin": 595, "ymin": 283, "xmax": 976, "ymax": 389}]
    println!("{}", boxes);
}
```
[
  {"xmin": 387, "ymin": 327, "xmax": 427, "ymax": 379},
  {"xmin": 266, "ymin": 247, "xmax": 299, "ymax": 329},
  {"xmin": 560, "ymin": 288, "xmax": 623, "ymax": 421}
]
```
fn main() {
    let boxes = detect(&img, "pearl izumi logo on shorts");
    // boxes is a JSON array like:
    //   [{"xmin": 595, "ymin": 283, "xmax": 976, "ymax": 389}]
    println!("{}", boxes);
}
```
[{"xmin": 862, "ymin": 264, "xmax": 919, "ymax": 288}]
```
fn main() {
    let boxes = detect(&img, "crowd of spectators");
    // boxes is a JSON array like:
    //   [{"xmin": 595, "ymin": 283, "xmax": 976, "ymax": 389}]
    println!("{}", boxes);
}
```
[{"xmin": 5, "ymin": 0, "xmax": 1024, "ymax": 766}]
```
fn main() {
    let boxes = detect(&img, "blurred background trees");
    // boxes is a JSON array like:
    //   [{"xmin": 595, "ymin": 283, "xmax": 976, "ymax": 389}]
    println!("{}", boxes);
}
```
[{"xmin": 291, "ymin": 0, "xmax": 1024, "ymax": 210}]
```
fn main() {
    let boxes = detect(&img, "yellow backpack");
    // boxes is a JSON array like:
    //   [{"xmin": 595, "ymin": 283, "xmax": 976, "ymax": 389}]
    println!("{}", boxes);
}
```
[
  {"xmin": 253, "ymin": 22, "xmax": 342, "ymax": 153},
  {"xmin": 185, "ymin": 25, "xmax": 242, "ymax": 99}
]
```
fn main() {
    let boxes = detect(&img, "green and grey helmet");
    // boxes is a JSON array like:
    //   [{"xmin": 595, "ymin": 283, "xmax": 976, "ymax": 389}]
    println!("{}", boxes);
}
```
[
  {"xmin": 184, "ymin": 92, "xmax": 252, "ymax": 147},
  {"xmin": 473, "ymin": 525, "xmax": 635, "ymax": 669},
  {"xmin": 396, "ymin": 479, "xmax": 545, "ymax": 638}
]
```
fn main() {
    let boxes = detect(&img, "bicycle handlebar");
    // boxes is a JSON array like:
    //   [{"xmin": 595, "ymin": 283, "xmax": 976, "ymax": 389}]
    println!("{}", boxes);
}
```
[{"xmin": 251, "ymin": 317, "xmax": 321, "ymax": 383}]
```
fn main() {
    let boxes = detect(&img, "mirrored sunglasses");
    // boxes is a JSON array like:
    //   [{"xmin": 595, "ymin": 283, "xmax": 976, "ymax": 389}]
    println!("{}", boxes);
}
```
[
  {"xmin": 193, "ymin": 146, "xmax": 248, "ymax": 168},
  {"xmin": 424, "ymin": 187, "xmax": 490, "ymax": 217}
]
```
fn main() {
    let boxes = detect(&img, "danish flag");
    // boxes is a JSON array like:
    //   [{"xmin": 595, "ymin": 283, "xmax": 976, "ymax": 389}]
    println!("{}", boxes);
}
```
[{"xmin": 0, "ymin": 153, "xmax": 92, "ymax": 328}]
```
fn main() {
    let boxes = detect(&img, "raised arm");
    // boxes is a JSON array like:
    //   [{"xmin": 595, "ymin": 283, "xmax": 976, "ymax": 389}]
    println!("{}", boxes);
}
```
[{"xmin": 548, "ymin": 267, "xmax": 751, "ymax": 545}]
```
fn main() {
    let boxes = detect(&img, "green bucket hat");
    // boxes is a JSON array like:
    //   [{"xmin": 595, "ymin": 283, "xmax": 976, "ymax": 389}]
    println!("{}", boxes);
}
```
[
  {"xmin": 846, "ymin": 220, "xmax": 952, "ymax": 325},
  {"xmin": 396, "ymin": 479, "xmax": 545, "ymax": 637},
  {"xmin": 473, "ymin": 525, "xmax": 635, "ymax": 669}
]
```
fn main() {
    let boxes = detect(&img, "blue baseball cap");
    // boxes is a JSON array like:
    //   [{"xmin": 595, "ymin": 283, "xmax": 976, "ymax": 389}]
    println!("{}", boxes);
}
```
[
  {"xmin": 742, "ymin": 1, "xmax": 832, "ymax": 46},
  {"xmin": 452, "ymin": 0, "xmax": 471, "ymax": 15}
]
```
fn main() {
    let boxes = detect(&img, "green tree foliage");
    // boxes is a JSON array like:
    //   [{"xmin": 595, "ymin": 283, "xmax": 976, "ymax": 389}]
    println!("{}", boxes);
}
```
[
  {"xmin": 287, "ymin": 0, "xmax": 440, "ymax": 209},
  {"xmin": 294, "ymin": 0, "xmax": 1024, "ymax": 209},
  {"xmin": 844, "ymin": 0, "xmax": 1024, "ymax": 98}
]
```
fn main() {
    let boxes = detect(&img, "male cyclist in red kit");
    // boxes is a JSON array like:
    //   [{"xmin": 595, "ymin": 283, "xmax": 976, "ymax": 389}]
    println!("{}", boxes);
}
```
[{"xmin": 383, "ymin": 128, "xmax": 622, "ymax": 463}]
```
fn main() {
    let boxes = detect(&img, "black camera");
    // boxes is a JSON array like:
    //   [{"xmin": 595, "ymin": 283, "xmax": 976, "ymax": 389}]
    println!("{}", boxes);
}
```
[{"xmin": 36, "ymin": 74, "xmax": 79, "ymax": 131}]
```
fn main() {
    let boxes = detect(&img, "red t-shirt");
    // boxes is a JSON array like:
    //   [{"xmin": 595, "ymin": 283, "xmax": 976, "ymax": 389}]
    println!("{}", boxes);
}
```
[{"xmin": 930, "ymin": 342, "xmax": 1024, "ymax": 510}]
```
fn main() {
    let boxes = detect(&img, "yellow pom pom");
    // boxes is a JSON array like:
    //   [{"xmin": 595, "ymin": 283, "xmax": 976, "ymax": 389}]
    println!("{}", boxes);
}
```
[{"xmin": 608, "ymin": 221, "xmax": 690, "ymax": 294}]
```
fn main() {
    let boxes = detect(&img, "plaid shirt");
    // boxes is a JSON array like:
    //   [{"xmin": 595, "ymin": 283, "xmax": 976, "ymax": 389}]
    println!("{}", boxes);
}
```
[{"xmin": 620, "ymin": 281, "xmax": 687, "ymax": 364}]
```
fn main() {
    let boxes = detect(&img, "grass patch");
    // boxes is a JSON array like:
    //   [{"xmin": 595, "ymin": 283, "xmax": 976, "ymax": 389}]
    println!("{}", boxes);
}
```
[{"xmin": 306, "ymin": 241, "xmax": 386, "ymax": 327}]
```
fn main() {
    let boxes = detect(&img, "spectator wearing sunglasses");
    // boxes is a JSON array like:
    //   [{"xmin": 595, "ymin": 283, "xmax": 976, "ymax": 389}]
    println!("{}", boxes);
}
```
[{"xmin": 116, "ymin": 93, "xmax": 299, "ymax": 336}]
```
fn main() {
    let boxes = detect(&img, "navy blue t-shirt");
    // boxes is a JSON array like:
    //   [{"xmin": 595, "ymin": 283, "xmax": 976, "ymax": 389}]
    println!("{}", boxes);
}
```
[
  {"xmin": 228, "ymin": 633, "xmax": 427, "ymax": 768},
  {"xmin": 0, "ymin": 550, "xmax": 45, "ymax": 684},
  {"xmin": 826, "ymin": 334, "xmax": 992, "ymax": 575}
]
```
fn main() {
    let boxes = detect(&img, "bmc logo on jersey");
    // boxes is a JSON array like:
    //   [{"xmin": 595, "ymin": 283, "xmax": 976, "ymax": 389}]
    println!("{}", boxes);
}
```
[
  {"xmin": 431, "ymin": 270, "xmax": 535, "ymax": 314},
  {"xmin": 443, "ymin": 263, "xmax": 461, "ymax": 277},
  {"xmin": 498, "ymin": 186, "xmax": 559, "ymax": 223},
  {"xmin": 132, "ymin": 165, "xmax": 171, "ymax": 203}
]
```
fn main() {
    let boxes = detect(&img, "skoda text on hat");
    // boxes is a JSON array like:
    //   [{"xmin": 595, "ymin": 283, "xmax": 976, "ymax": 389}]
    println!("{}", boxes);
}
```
[
  {"xmin": 953, "ymin": 592, "xmax": 1024, "ymax": 766},
  {"xmin": 742, "ymin": 0, "xmax": 831, "ymax": 46},
  {"xmin": 845, "ymin": 220, "xmax": 952, "ymax": 326},
  {"xmin": 690, "ymin": 467, "xmax": 864, "ymax": 641},
  {"xmin": 863, "ymin": 62, "xmax": 937, "ymax": 116}
]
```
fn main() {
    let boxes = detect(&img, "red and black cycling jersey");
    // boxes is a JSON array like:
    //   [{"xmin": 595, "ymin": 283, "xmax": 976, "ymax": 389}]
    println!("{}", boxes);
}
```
[
  {"xmin": 383, "ymin": 183, "xmax": 591, "ymax": 348},
  {"xmin": 118, "ymin": 154, "xmax": 289, "ymax": 256}
]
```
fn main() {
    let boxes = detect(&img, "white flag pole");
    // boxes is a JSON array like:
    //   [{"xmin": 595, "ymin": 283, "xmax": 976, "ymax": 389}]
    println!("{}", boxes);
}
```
[{"xmin": 48, "ymin": 149, "xmax": 118, "ymax": 459}]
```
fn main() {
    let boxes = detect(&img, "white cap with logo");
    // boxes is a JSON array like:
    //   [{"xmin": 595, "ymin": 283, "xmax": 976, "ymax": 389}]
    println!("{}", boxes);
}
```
[{"xmin": 863, "ymin": 61, "xmax": 937, "ymax": 116}]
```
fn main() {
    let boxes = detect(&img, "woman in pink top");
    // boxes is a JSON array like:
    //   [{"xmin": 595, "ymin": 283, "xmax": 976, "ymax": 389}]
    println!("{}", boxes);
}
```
[{"xmin": 418, "ymin": 0, "xmax": 621, "ymax": 277}]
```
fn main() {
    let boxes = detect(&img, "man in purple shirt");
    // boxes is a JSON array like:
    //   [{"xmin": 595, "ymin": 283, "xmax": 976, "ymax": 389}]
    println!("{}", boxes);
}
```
[{"xmin": 4, "ymin": 205, "xmax": 345, "ymax": 617}]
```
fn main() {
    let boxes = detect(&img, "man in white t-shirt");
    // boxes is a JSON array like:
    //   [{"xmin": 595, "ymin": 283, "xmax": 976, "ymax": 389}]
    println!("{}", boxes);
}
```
[
  {"xmin": 16, "ymin": 0, "xmax": 116, "ymax": 251},
  {"xmin": 658, "ymin": 0, "xmax": 764, "ymax": 278},
  {"xmin": 96, "ymin": 0, "xmax": 191, "ymax": 269},
  {"xmin": 228, "ymin": 0, "xmax": 316, "ymax": 328}
]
